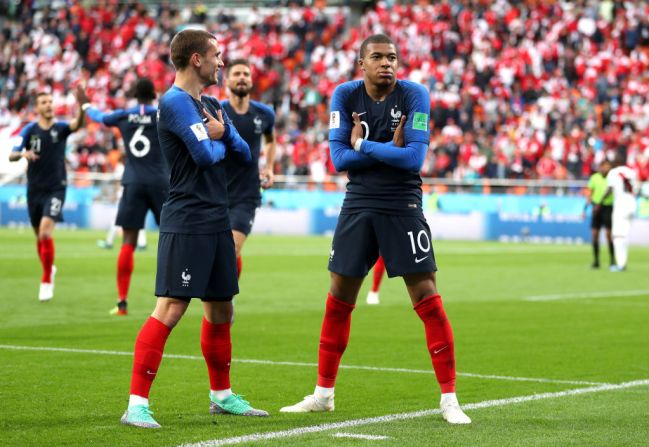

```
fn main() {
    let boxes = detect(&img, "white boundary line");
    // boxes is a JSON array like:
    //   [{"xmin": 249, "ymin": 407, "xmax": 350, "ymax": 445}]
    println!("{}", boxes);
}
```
[
  {"xmin": 177, "ymin": 379, "xmax": 649, "ymax": 447},
  {"xmin": 525, "ymin": 289, "xmax": 649, "ymax": 302},
  {"xmin": 0, "ymin": 344, "xmax": 606, "ymax": 386},
  {"xmin": 332, "ymin": 433, "xmax": 390, "ymax": 440}
]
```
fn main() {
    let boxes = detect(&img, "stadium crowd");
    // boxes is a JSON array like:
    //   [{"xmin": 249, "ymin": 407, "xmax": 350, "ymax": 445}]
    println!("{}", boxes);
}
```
[{"xmin": 2, "ymin": 0, "xmax": 649, "ymax": 183}]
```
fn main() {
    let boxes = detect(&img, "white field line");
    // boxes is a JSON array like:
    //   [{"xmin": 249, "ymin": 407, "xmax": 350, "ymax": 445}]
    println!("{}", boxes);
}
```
[
  {"xmin": 332, "ymin": 433, "xmax": 390, "ymax": 440},
  {"xmin": 177, "ymin": 379, "xmax": 649, "ymax": 447},
  {"xmin": 525, "ymin": 289, "xmax": 649, "ymax": 302},
  {"xmin": 0, "ymin": 344, "xmax": 607, "ymax": 386}
]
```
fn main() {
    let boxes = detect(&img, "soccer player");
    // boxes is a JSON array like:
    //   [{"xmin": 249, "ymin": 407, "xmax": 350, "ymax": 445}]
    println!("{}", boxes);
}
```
[
  {"xmin": 120, "ymin": 30, "xmax": 267, "ymax": 429},
  {"xmin": 599, "ymin": 155, "xmax": 639, "ymax": 272},
  {"xmin": 221, "ymin": 59, "xmax": 276, "ymax": 278},
  {"xmin": 9, "ymin": 87, "xmax": 88, "ymax": 301},
  {"xmin": 85, "ymin": 78, "xmax": 169, "ymax": 316},
  {"xmin": 366, "ymin": 255, "xmax": 385, "ymax": 304},
  {"xmin": 584, "ymin": 160, "xmax": 615, "ymax": 269},
  {"xmin": 280, "ymin": 34, "xmax": 471, "ymax": 424}
]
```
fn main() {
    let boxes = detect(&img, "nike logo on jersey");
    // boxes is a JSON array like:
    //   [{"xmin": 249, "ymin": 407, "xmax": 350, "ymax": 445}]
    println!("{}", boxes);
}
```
[
  {"xmin": 433, "ymin": 345, "xmax": 448, "ymax": 354},
  {"xmin": 414, "ymin": 256, "xmax": 429, "ymax": 264}
]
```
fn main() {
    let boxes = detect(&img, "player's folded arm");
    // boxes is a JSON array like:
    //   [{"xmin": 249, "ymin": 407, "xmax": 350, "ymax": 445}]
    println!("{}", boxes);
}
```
[
  {"xmin": 162, "ymin": 96, "xmax": 227, "ymax": 167},
  {"xmin": 329, "ymin": 138, "xmax": 378, "ymax": 171},
  {"xmin": 220, "ymin": 110, "xmax": 252, "ymax": 165},
  {"xmin": 359, "ymin": 138, "xmax": 428, "ymax": 171}
]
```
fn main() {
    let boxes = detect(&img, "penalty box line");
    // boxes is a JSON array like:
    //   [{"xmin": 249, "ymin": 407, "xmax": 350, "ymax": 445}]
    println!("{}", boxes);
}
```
[
  {"xmin": 0, "ymin": 344, "xmax": 607, "ymax": 386},
  {"xmin": 177, "ymin": 379, "xmax": 649, "ymax": 447}
]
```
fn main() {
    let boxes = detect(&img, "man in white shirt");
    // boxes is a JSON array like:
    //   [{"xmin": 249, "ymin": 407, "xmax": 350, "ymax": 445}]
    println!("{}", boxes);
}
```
[{"xmin": 598, "ymin": 156, "xmax": 639, "ymax": 271}]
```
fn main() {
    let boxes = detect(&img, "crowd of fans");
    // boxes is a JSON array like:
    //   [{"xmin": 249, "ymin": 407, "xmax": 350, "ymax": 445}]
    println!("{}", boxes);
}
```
[{"xmin": 2, "ymin": 0, "xmax": 649, "ymax": 184}]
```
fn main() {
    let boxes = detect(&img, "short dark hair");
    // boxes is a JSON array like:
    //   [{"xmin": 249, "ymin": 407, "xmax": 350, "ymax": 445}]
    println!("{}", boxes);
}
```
[
  {"xmin": 34, "ymin": 91, "xmax": 51, "ymax": 104},
  {"xmin": 226, "ymin": 58, "xmax": 250, "ymax": 74},
  {"xmin": 359, "ymin": 34, "xmax": 397, "ymax": 59},
  {"xmin": 133, "ymin": 78, "xmax": 156, "ymax": 102},
  {"xmin": 170, "ymin": 29, "xmax": 217, "ymax": 70}
]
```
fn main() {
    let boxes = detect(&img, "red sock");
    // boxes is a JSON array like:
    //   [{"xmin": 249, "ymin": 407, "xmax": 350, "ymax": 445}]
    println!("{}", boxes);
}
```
[
  {"xmin": 414, "ymin": 294, "xmax": 456, "ymax": 393},
  {"xmin": 371, "ymin": 256, "xmax": 385, "ymax": 292},
  {"xmin": 117, "ymin": 243, "xmax": 135, "ymax": 301},
  {"xmin": 36, "ymin": 239, "xmax": 43, "ymax": 261},
  {"xmin": 40, "ymin": 238, "xmax": 55, "ymax": 283},
  {"xmin": 236, "ymin": 255, "xmax": 242, "ymax": 279},
  {"xmin": 317, "ymin": 293, "xmax": 355, "ymax": 388},
  {"xmin": 130, "ymin": 317, "xmax": 171, "ymax": 398},
  {"xmin": 201, "ymin": 317, "xmax": 231, "ymax": 391}
]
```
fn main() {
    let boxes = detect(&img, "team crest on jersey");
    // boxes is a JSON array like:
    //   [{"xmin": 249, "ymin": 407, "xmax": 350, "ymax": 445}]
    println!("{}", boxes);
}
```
[
  {"xmin": 329, "ymin": 111, "xmax": 340, "ymax": 129},
  {"xmin": 50, "ymin": 129, "xmax": 59, "ymax": 143},
  {"xmin": 390, "ymin": 105, "xmax": 402, "ymax": 132},
  {"xmin": 253, "ymin": 115, "xmax": 263, "ymax": 134}
]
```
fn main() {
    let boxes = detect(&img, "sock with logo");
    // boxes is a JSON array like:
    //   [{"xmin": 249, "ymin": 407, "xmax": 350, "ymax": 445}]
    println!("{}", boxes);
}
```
[
  {"xmin": 117, "ymin": 243, "xmax": 135, "ymax": 301},
  {"xmin": 371, "ymin": 256, "xmax": 385, "ymax": 292},
  {"xmin": 317, "ymin": 293, "xmax": 355, "ymax": 388},
  {"xmin": 40, "ymin": 237, "xmax": 55, "ymax": 283},
  {"xmin": 414, "ymin": 294, "xmax": 456, "ymax": 393},
  {"xmin": 130, "ymin": 317, "xmax": 172, "ymax": 398},
  {"xmin": 201, "ymin": 317, "xmax": 232, "ymax": 391}
]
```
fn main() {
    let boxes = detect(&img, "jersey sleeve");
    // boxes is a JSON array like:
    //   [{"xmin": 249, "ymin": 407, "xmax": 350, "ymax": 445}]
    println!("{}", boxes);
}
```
[
  {"xmin": 86, "ymin": 107, "xmax": 125, "ymax": 127},
  {"xmin": 160, "ymin": 92, "xmax": 227, "ymax": 167},
  {"xmin": 359, "ymin": 82, "xmax": 430, "ymax": 171},
  {"xmin": 262, "ymin": 104, "xmax": 275, "ymax": 134},
  {"xmin": 10, "ymin": 123, "xmax": 33, "ymax": 152},
  {"xmin": 328, "ymin": 83, "xmax": 378, "ymax": 171}
]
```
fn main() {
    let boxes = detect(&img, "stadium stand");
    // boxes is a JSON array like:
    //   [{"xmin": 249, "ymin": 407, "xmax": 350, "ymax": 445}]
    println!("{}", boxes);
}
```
[{"xmin": 1, "ymin": 0, "xmax": 648, "ymax": 184}]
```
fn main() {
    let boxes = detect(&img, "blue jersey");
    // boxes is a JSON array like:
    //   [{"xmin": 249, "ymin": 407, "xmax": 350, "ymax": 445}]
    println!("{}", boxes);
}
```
[
  {"xmin": 221, "ymin": 100, "xmax": 275, "ymax": 205},
  {"xmin": 12, "ymin": 121, "xmax": 71, "ymax": 192},
  {"xmin": 328, "ymin": 80, "xmax": 431, "ymax": 215},
  {"xmin": 86, "ymin": 105, "xmax": 168, "ymax": 186},
  {"xmin": 156, "ymin": 85, "xmax": 251, "ymax": 234}
]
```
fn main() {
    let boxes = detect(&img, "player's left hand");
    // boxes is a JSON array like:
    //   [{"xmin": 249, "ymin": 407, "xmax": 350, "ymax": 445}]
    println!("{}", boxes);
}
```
[
  {"xmin": 392, "ymin": 115, "xmax": 406, "ymax": 147},
  {"xmin": 260, "ymin": 167, "xmax": 274, "ymax": 189},
  {"xmin": 74, "ymin": 84, "xmax": 90, "ymax": 107},
  {"xmin": 203, "ymin": 108, "xmax": 226, "ymax": 140},
  {"xmin": 350, "ymin": 112, "xmax": 364, "ymax": 149}
]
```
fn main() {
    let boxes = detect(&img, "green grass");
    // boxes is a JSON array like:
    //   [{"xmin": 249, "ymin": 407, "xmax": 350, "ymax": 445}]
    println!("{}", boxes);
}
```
[{"xmin": 1, "ymin": 228, "xmax": 648, "ymax": 446}]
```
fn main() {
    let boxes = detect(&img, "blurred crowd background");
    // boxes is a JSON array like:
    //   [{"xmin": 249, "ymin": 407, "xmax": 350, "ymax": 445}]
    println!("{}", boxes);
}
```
[{"xmin": 2, "ymin": 0, "xmax": 649, "ymax": 185}]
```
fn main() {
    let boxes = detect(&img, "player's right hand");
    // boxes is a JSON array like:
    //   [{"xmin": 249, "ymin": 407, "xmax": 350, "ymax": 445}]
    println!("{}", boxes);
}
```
[
  {"xmin": 22, "ymin": 150, "xmax": 39, "ymax": 162},
  {"xmin": 350, "ymin": 112, "xmax": 364, "ymax": 149},
  {"xmin": 392, "ymin": 115, "xmax": 406, "ymax": 147},
  {"xmin": 203, "ymin": 108, "xmax": 226, "ymax": 140}
]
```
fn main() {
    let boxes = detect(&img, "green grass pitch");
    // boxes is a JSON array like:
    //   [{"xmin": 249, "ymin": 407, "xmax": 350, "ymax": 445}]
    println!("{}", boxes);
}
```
[{"xmin": 1, "ymin": 228, "xmax": 648, "ymax": 446}]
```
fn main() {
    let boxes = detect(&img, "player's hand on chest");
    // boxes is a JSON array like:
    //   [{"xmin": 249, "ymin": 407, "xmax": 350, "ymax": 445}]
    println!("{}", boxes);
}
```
[{"xmin": 202, "ymin": 108, "xmax": 225, "ymax": 140}]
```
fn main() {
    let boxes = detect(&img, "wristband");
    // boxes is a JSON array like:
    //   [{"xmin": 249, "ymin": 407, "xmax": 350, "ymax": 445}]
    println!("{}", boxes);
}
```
[
  {"xmin": 81, "ymin": 103, "xmax": 91, "ymax": 111},
  {"xmin": 353, "ymin": 138, "xmax": 363, "ymax": 151}
]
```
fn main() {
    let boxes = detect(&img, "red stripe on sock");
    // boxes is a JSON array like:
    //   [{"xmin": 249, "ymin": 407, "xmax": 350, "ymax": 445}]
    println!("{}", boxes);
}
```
[
  {"xmin": 40, "ymin": 238, "xmax": 54, "ymax": 283},
  {"xmin": 414, "ymin": 294, "xmax": 456, "ymax": 393},
  {"xmin": 201, "ymin": 317, "xmax": 231, "ymax": 391},
  {"xmin": 117, "ymin": 243, "xmax": 135, "ymax": 301},
  {"xmin": 130, "ymin": 317, "xmax": 171, "ymax": 398},
  {"xmin": 317, "ymin": 293, "xmax": 355, "ymax": 388},
  {"xmin": 371, "ymin": 256, "xmax": 385, "ymax": 292}
]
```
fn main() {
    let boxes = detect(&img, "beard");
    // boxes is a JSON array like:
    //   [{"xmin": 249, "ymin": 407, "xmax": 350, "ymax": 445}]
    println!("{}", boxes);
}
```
[{"xmin": 231, "ymin": 84, "xmax": 252, "ymax": 97}]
